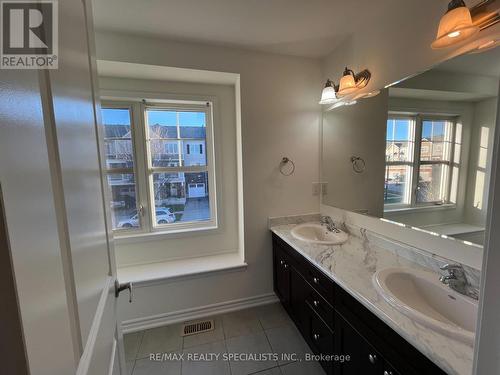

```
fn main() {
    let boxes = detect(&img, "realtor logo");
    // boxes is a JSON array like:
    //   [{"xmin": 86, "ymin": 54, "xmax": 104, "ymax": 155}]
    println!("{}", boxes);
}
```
[{"xmin": 1, "ymin": 1, "xmax": 58, "ymax": 69}]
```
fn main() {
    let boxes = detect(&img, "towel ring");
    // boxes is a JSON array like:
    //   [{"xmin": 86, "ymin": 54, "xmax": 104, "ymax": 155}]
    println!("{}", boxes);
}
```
[
  {"xmin": 350, "ymin": 156, "xmax": 365, "ymax": 173},
  {"xmin": 280, "ymin": 157, "xmax": 295, "ymax": 176}
]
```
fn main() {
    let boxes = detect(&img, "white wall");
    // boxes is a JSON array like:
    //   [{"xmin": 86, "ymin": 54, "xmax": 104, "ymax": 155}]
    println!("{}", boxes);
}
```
[
  {"xmin": 322, "ymin": 90, "xmax": 388, "ymax": 217},
  {"xmin": 99, "ymin": 77, "xmax": 241, "ymax": 266},
  {"xmin": 95, "ymin": 31, "xmax": 322, "ymax": 321}
]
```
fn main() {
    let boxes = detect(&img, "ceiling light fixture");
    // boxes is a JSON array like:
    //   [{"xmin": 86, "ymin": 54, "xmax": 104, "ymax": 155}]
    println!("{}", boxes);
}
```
[
  {"xmin": 320, "ymin": 67, "xmax": 372, "ymax": 104},
  {"xmin": 431, "ymin": 0, "xmax": 480, "ymax": 49}
]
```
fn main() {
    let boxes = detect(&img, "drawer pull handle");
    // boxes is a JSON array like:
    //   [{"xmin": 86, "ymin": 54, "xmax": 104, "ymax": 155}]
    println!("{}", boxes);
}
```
[
  {"xmin": 368, "ymin": 354, "xmax": 377, "ymax": 364},
  {"xmin": 313, "ymin": 300, "xmax": 320, "ymax": 307},
  {"xmin": 280, "ymin": 260, "xmax": 285, "ymax": 265},
  {"xmin": 313, "ymin": 277, "xmax": 320, "ymax": 284},
  {"xmin": 284, "ymin": 263, "xmax": 288, "ymax": 269},
  {"xmin": 384, "ymin": 371, "xmax": 393, "ymax": 375},
  {"xmin": 313, "ymin": 333, "xmax": 320, "ymax": 341}
]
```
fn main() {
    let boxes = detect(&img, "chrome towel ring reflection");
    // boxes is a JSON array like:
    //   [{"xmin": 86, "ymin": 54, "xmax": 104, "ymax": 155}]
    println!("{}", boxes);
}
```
[
  {"xmin": 350, "ymin": 156, "xmax": 365, "ymax": 173},
  {"xmin": 279, "ymin": 157, "xmax": 295, "ymax": 176}
]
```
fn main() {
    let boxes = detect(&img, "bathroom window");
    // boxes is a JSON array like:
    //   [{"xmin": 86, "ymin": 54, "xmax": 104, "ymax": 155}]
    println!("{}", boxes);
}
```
[
  {"xmin": 101, "ymin": 101, "xmax": 217, "ymax": 236},
  {"xmin": 384, "ymin": 115, "xmax": 459, "ymax": 210}
]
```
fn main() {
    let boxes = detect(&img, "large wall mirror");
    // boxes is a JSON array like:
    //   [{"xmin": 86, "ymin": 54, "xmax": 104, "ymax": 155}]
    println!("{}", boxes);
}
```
[{"xmin": 321, "ymin": 46, "xmax": 499, "ymax": 249}]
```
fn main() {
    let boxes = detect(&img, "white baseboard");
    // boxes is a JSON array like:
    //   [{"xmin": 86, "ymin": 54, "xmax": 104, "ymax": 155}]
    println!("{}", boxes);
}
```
[{"xmin": 121, "ymin": 293, "xmax": 279, "ymax": 333}]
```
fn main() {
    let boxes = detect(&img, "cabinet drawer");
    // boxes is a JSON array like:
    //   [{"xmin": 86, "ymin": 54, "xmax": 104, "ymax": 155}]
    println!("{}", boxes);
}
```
[
  {"xmin": 302, "ymin": 261, "xmax": 335, "ymax": 302},
  {"xmin": 306, "ymin": 287, "xmax": 334, "ymax": 330}
]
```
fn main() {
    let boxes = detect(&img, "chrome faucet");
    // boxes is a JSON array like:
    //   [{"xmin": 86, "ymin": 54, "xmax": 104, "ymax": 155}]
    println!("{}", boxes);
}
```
[
  {"xmin": 320, "ymin": 216, "xmax": 341, "ymax": 233},
  {"xmin": 439, "ymin": 264, "xmax": 478, "ymax": 300}
]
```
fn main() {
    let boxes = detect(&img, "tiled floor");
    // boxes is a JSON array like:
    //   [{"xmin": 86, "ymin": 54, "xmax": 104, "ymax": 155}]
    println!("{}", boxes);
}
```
[{"xmin": 123, "ymin": 303, "xmax": 325, "ymax": 375}]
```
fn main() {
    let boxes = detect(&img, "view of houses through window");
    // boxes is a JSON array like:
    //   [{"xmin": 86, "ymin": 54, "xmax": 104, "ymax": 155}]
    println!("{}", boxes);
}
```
[
  {"xmin": 384, "ymin": 115, "xmax": 459, "ymax": 209},
  {"xmin": 102, "ymin": 102, "xmax": 215, "ymax": 234}
]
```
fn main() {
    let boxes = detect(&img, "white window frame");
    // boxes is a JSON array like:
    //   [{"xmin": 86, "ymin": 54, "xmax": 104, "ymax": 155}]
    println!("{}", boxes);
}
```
[
  {"xmin": 384, "ymin": 113, "xmax": 459, "ymax": 211},
  {"xmin": 101, "ymin": 100, "xmax": 218, "ymax": 237}
]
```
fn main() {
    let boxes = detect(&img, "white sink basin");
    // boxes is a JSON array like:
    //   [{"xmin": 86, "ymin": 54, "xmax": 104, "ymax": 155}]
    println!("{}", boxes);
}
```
[
  {"xmin": 373, "ymin": 267, "xmax": 478, "ymax": 344},
  {"xmin": 291, "ymin": 223, "xmax": 348, "ymax": 245}
]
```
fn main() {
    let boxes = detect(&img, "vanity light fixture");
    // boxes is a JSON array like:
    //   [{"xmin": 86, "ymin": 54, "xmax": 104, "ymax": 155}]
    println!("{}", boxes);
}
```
[
  {"xmin": 320, "ymin": 67, "xmax": 372, "ymax": 104},
  {"xmin": 319, "ymin": 79, "xmax": 339, "ymax": 104},
  {"xmin": 431, "ymin": 0, "xmax": 480, "ymax": 49},
  {"xmin": 337, "ymin": 67, "xmax": 372, "ymax": 97}
]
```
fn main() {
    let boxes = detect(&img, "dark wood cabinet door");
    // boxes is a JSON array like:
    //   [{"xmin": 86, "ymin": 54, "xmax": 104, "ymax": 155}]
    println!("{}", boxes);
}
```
[
  {"xmin": 334, "ymin": 312, "xmax": 384, "ymax": 375},
  {"xmin": 274, "ymin": 245, "xmax": 291, "ymax": 308},
  {"xmin": 308, "ymin": 307, "xmax": 334, "ymax": 374},
  {"xmin": 290, "ymin": 266, "xmax": 310, "ymax": 334}
]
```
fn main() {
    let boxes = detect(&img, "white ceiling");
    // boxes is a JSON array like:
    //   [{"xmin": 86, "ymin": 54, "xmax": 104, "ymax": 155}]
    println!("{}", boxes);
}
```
[{"xmin": 92, "ymin": 0, "xmax": 402, "ymax": 58}]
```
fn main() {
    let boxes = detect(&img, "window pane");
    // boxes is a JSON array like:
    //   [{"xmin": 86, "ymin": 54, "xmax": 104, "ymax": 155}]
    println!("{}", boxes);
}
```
[
  {"xmin": 182, "ymin": 140, "xmax": 207, "ymax": 166},
  {"xmin": 105, "ymin": 139, "xmax": 134, "ymax": 169},
  {"xmin": 384, "ymin": 165, "xmax": 411, "ymax": 205},
  {"xmin": 147, "ymin": 109, "xmax": 207, "ymax": 167},
  {"xmin": 386, "ymin": 118, "xmax": 414, "ymax": 162},
  {"xmin": 152, "ymin": 171, "xmax": 211, "ymax": 225},
  {"xmin": 420, "ymin": 120, "xmax": 452, "ymax": 161},
  {"xmin": 387, "ymin": 118, "xmax": 412, "ymax": 141},
  {"xmin": 179, "ymin": 112, "xmax": 206, "ymax": 138},
  {"xmin": 150, "ymin": 140, "xmax": 181, "ymax": 167},
  {"xmin": 386, "ymin": 141, "xmax": 412, "ymax": 162},
  {"xmin": 107, "ymin": 173, "xmax": 139, "ymax": 230},
  {"xmin": 417, "ymin": 164, "xmax": 449, "ymax": 203},
  {"xmin": 102, "ymin": 108, "xmax": 134, "ymax": 169}
]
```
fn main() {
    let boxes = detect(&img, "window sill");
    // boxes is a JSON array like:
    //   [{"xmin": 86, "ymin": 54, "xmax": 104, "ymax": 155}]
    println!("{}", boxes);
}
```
[
  {"xmin": 117, "ymin": 252, "xmax": 247, "ymax": 286},
  {"xmin": 114, "ymin": 224, "xmax": 219, "ymax": 245},
  {"xmin": 384, "ymin": 203, "xmax": 456, "ymax": 214}
]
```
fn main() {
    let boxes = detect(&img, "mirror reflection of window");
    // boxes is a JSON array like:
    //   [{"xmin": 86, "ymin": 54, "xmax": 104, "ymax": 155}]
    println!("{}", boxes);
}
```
[
  {"xmin": 474, "ymin": 126, "xmax": 490, "ymax": 210},
  {"xmin": 384, "ymin": 117, "xmax": 414, "ymax": 206},
  {"xmin": 384, "ymin": 116, "xmax": 459, "ymax": 210}
]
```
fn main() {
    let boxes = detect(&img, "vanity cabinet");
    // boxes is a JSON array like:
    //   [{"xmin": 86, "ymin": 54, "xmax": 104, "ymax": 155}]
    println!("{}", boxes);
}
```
[{"xmin": 272, "ymin": 233, "xmax": 446, "ymax": 375}]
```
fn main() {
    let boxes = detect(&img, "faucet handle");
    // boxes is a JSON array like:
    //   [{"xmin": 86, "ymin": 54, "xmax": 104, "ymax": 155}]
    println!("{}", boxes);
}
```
[{"xmin": 440, "ymin": 263, "xmax": 463, "ymax": 272}]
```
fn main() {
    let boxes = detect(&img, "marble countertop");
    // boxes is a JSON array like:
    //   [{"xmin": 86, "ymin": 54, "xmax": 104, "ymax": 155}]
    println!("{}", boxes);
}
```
[{"xmin": 270, "ymin": 222, "xmax": 474, "ymax": 375}]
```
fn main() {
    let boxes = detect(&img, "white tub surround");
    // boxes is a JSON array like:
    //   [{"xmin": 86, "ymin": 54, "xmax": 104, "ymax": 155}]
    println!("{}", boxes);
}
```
[{"xmin": 270, "ymin": 219, "xmax": 479, "ymax": 375}]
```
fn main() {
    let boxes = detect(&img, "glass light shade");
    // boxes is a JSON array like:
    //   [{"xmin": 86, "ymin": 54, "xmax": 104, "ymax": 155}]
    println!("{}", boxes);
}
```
[
  {"xmin": 319, "ymin": 85, "xmax": 337, "ymax": 104},
  {"xmin": 431, "ymin": 6, "xmax": 479, "ymax": 49},
  {"xmin": 337, "ymin": 73, "xmax": 357, "ymax": 96}
]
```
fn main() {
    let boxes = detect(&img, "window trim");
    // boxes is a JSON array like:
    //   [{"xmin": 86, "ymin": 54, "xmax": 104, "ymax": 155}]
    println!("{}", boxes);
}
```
[
  {"xmin": 384, "ymin": 113, "xmax": 460, "ymax": 211},
  {"xmin": 101, "ymin": 100, "xmax": 218, "ymax": 237}
]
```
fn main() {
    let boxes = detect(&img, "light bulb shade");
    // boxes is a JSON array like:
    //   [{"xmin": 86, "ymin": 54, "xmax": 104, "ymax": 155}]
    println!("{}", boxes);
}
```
[
  {"xmin": 319, "ymin": 84, "xmax": 337, "ymax": 104},
  {"xmin": 431, "ymin": 5, "xmax": 479, "ymax": 49},
  {"xmin": 337, "ymin": 73, "xmax": 357, "ymax": 96}
]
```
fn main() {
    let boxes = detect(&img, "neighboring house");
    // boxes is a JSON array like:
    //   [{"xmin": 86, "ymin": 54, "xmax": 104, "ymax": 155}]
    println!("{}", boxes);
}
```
[{"xmin": 105, "ymin": 124, "xmax": 209, "ymax": 208}]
